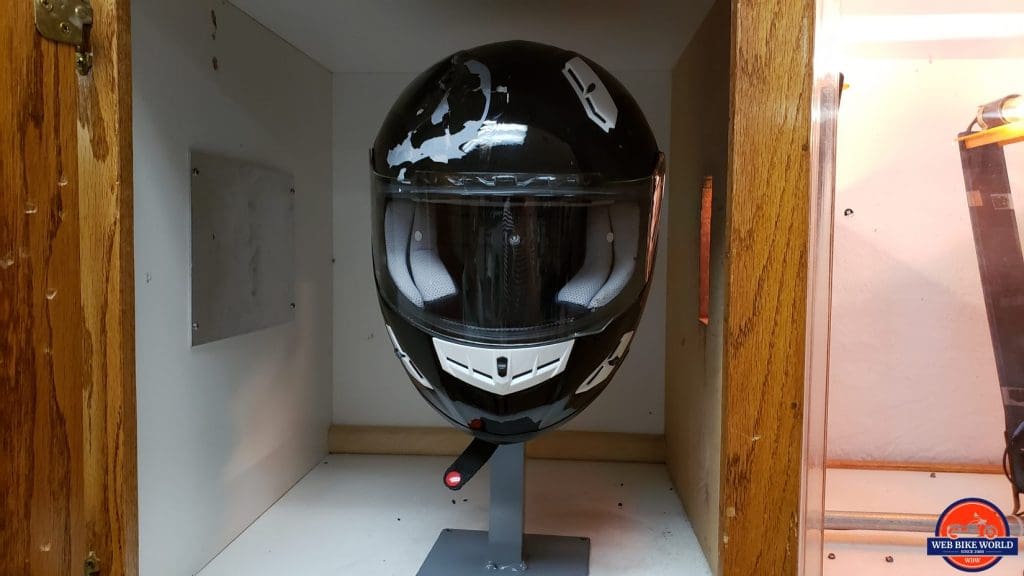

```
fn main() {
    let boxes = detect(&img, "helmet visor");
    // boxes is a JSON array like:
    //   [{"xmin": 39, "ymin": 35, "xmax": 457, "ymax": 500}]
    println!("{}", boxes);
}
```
[{"xmin": 371, "ymin": 173, "xmax": 662, "ymax": 345}]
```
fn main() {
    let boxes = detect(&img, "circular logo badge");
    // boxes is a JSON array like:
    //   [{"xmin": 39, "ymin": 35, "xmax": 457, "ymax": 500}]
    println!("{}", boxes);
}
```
[{"xmin": 933, "ymin": 498, "xmax": 1012, "ymax": 572}]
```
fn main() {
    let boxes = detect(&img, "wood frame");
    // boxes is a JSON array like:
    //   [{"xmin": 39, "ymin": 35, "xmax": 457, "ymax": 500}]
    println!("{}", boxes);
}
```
[
  {"xmin": 4, "ymin": 0, "xmax": 810, "ymax": 573},
  {"xmin": 719, "ymin": 0, "xmax": 812, "ymax": 574},
  {"xmin": 329, "ymin": 426, "xmax": 666, "ymax": 464},
  {"xmin": 80, "ymin": 1, "xmax": 138, "ymax": 574},
  {"xmin": 1, "ymin": 1, "xmax": 137, "ymax": 574}
]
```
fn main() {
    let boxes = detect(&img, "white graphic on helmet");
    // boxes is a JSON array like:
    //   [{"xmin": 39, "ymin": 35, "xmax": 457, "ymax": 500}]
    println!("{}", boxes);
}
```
[
  {"xmin": 433, "ymin": 337, "xmax": 575, "ymax": 395},
  {"xmin": 563, "ymin": 56, "xmax": 618, "ymax": 132},
  {"xmin": 386, "ymin": 60, "xmax": 492, "ymax": 167}
]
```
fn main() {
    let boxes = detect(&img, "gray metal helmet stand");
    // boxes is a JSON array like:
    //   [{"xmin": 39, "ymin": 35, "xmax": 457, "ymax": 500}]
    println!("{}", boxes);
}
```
[{"xmin": 418, "ymin": 443, "xmax": 589, "ymax": 575}]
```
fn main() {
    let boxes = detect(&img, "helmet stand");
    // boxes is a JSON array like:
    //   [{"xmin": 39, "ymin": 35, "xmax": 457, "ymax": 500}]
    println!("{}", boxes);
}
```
[{"xmin": 417, "ymin": 442, "xmax": 591, "ymax": 575}]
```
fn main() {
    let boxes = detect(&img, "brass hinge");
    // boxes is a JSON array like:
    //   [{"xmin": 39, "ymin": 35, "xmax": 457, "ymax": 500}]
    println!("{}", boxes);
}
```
[
  {"xmin": 84, "ymin": 551, "xmax": 100, "ymax": 576},
  {"xmin": 32, "ymin": 0, "xmax": 94, "ymax": 75}
]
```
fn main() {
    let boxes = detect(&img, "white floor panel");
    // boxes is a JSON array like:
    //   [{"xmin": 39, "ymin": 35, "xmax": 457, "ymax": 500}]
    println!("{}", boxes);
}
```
[
  {"xmin": 199, "ymin": 454, "xmax": 711, "ymax": 576},
  {"xmin": 824, "ymin": 468, "xmax": 1024, "ymax": 575}
]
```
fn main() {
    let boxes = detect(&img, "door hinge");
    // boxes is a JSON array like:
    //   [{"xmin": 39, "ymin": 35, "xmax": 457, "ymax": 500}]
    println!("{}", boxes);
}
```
[
  {"xmin": 32, "ymin": 0, "xmax": 94, "ymax": 75},
  {"xmin": 84, "ymin": 551, "xmax": 100, "ymax": 576}
]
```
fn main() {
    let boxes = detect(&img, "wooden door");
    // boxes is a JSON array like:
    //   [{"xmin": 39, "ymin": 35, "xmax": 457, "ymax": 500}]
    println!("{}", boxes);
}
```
[{"xmin": 0, "ymin": 1, "xmax": 136, "ymax": 575}]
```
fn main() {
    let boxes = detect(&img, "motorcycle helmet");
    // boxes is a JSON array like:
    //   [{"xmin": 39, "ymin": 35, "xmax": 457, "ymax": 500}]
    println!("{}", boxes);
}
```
[{"xmin": 371, "ymin": 40, "xmax": 664, "ymax": 444}]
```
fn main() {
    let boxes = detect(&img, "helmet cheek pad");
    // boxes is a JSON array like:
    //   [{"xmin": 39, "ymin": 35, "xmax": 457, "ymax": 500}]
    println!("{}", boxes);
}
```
[{"xmin": 370, "ymin": 40, "xmax": 663, "ymax": 443}]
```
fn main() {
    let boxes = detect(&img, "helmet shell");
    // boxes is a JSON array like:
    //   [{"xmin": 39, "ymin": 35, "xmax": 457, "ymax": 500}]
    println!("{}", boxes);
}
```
[
  {"xmin": 372, "ymin": 40, "xmax": 659, "ymax": 182},
  {"xmin": 371, "ymin": 40, "xmax": 663, "ymax": 443}
]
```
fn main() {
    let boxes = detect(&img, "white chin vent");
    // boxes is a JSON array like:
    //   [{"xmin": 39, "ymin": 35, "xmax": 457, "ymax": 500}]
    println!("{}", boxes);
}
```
[
  {"xmin": 433, "ymin": 338, "xmax": 575, "ymax": 396},
  {"xmin": 576, "ymin": 331, "xmax": 633, "ymax": 395},
  {"xmin": 385, "ymin": 325, "xmax": 432, "ymax": 389}
]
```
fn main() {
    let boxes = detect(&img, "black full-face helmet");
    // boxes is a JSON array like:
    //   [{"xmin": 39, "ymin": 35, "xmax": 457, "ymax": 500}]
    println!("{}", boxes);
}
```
[{"xmin": 371, "ymin": 40, "xmax": 664, "ymax": 444}]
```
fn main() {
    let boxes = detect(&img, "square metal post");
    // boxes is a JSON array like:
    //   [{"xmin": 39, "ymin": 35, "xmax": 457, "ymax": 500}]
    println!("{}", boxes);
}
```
[{"xmin": 488, "ymin": 443, "xmax": 526, "ymax": 569}]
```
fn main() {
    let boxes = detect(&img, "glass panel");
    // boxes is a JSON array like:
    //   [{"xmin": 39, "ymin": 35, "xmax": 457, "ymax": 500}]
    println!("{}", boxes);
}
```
[{"xmin": 806, "ymin": 1, "xmax": 1024, "ymax": 574}]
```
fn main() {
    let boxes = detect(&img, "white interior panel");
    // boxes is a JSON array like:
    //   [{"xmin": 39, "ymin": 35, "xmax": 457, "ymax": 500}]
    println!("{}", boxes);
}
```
[{"xmin": 133, "ymin": 0, "xmax": 333, "ymax": 573}]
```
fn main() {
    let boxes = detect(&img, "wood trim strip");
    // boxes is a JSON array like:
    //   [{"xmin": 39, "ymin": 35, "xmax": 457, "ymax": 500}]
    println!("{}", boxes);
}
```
[
  {"xmin": 719, "ymin": 0, "xmax": 813, "ymax": 574},
  {"xmin": 826, "ymin": 459, "xmax": 1004, "ymax": 476},
  {"xmin": 328, "ymin": 426, "xmax": 666, "ymax": 464},
  {"xmin": 79, "ymin": 1, "xmax": 138, "ymax": 574}
]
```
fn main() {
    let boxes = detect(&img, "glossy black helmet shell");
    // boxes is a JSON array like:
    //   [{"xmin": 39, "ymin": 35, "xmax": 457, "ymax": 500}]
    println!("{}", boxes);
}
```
[
  {"xmin": 370, "ymin": 40, "xmax": 663, "ymax": 443},
  {"xmin": 372, "ymin": 40, "xmax": 659, "ymax": 182}
]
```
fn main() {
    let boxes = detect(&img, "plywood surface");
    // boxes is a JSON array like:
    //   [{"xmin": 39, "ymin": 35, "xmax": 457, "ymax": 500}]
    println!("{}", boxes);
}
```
[
  {"xmin": 329, "ymin": 426, "xmax": 666, "ymax": 464},
  {"xmin": 665, "ymin": 0, "xmax": 732, "ymax": 571},
  {"xmin": 719, "ymin": 0, "xmax": 813, "ymax": 574}
]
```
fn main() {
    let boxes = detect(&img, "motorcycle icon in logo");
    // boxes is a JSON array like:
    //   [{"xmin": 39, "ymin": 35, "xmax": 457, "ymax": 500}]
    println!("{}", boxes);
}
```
[{"xmin": 945, "ymin": 512, "xmax": 1001, "ymax": 540}]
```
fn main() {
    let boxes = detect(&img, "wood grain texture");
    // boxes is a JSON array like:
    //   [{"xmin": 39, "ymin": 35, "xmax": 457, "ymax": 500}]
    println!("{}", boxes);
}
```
[
  {"xmin": 719, "ymin": 0, "xmax": 813, "ymax": 574},
  {"xmin": 665, "ymin": 0, "xmax": 732, "ymax": 570},
  {"xmin": 78, "ymin": 1, "xmax": 138, "ymax": 575},
  {"xmin": 1, "ymin": 2, "xmax": 136, "ymax": 574},
  {"xmin": 1, "ymin": 2, "xmax": 87, "ymax": 574},
  {"xmin": 329, "ymin": 426, "xmax": 666, "ymax": 464}
]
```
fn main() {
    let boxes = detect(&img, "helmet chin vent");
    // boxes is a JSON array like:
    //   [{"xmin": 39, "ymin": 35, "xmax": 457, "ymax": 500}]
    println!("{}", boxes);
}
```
[{"xmin": 433, "ymin": 338, "xmax": 574, "ymax": 395}]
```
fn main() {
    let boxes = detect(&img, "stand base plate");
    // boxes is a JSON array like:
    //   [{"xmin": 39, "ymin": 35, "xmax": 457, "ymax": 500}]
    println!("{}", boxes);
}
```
[{"xmin": 416, "ymin": 529, "xmax": 590, "ymax": 575}]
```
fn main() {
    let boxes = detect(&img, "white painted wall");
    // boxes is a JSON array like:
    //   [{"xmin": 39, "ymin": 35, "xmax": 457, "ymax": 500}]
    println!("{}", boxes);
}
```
[
  {"xmin": 826, "ymin": 6, "xmax": 1024, "ymax": 464},
  {"xmin": 332, "ymin": 68, "xmax": 672, "ymax": 433},
  {"xmin": 229, "ymin": 0, "xmax": 712, "ymax": 75},
  {"xmin": 132, "ymin": 0, "xmax": 332, "ymax": 574}
]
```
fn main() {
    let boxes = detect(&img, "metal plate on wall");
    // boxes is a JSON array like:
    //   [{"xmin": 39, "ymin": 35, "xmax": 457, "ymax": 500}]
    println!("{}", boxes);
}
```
[{"xmin": 189, "ymin": 150, "xmax": 295, "ymax": 346}]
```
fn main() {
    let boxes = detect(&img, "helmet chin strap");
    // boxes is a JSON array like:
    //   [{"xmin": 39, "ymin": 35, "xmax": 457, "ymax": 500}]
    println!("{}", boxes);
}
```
[{"xmin": 443, "ymin": 438, "xmax": 498, "ymax": 490}]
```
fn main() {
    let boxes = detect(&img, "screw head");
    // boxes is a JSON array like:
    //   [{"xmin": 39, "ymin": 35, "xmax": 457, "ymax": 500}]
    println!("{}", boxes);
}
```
[
  {"xmin": 59, "ymin": 21, "xmax": 72, "ymax": 35},
  {"xmin": 74, "ymin": 4, "xmax": 92, "ymax": 19},
  {"xmin": 75, "ymin": 51, "xmax": 92, "ymax": 75},
  {"xmin": 40, "ymin": 0, "xmax": 53, "ymax": 11}
]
